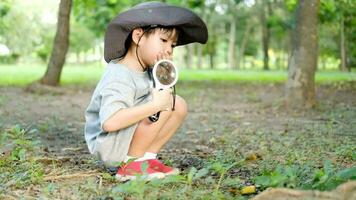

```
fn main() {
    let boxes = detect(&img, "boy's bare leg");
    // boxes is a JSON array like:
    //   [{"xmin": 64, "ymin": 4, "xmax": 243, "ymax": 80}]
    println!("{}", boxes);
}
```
[
  {"xmin": 146, "ymin": 96, "xmax": 187, "ymax": 152},
  {"xmin": 127, "ymin": 96, "xmax": 187, "ymax": 157},
  {"xmin": 127, "ymin": 109, "xmax": 172, "ymax": 157}
]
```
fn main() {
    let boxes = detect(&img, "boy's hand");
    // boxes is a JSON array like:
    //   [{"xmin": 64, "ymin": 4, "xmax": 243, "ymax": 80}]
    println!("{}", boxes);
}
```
[
  {"xmin": 154, "ymin": 51, "xmax": 172, "ymax": 63},
  {"xmin": 151, "ymin": 88, "xmax": 172, "ymax": 111}
]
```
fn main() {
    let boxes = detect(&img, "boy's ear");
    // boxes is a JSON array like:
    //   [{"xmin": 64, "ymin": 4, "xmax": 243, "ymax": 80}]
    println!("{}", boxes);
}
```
[{"xmin": 132, "ymin": 28, "xmax": 145, "ymax": 45}]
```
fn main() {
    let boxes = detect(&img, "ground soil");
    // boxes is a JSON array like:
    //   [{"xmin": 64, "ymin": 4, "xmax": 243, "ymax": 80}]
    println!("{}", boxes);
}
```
[{"xmin": 0, "ymin": 82, "xmax": 355, "ymax": 198}]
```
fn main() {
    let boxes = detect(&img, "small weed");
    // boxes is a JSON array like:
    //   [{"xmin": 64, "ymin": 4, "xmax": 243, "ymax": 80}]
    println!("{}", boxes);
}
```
[
  {"xmin": 308, "ymin": 161, "xmax": 356, "ymax": 190},
  {"xmin": 254, "ymin": 165, "xmax": 304, "ymax": 189},
  {"xmin": 254, "ymin": 161, "xmax": 356, "ymax": 191},
  {"xmin": 0, "ymin": 125, "xmax": 44, "ymax": 192}
]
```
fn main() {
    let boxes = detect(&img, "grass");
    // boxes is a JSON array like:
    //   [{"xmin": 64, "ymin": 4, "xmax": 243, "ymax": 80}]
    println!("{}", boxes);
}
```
[
  {"xmin": 0, "ymin": 63, "xmax": 355, "ymax": 199},
  {"xmin": 0, "ymin": 63, "xmax": 355, "ymax": 86},
  {"xmin": 0, "ymin": 123, "xmax": 355, "ymax": 199}
]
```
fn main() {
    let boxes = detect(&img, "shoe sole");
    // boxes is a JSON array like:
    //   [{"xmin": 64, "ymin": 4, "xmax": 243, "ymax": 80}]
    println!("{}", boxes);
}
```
[{"xmin": 116, "ymin": 172, "xmax": 165, "ymax": 182}]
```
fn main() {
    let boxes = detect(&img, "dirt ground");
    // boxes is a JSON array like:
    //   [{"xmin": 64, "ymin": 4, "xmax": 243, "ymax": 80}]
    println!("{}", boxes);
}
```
[
  {"xmin": 1, "ymin": 82, "xmax": 355, "ymax": 148},
  {"xmin": 0, "ymin": 81, "xmax": 355, "ymax": 198}
]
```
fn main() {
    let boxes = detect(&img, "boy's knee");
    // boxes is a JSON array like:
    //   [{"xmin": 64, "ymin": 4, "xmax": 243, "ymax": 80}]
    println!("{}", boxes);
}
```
[{"xmin": 174, "ymin": 95, "xmax": 188, "ymax": 119}]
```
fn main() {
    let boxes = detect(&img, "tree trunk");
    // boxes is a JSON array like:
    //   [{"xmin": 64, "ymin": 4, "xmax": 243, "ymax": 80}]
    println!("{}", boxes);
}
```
[
  {"xmin": 260, "ymin": 0, "xmax": 270, "ymax": 70},
  {"xmin": 184, "ymin": 44, "xmax": 194, "ymax": 69},
  {"xmin": 321, "ymin": 56, "xmax": 326, "ymax": 70},
  {"xmin": 339, "ymin": 14, "xmax": 348, "ymax": 72},
  {"xmin": 236, "ymin": 23, "xmax": 253, "ymax": 70},
  {"xmin": 99, "ymin": 44, "xmax": 104, "ymax": 64},
  {"xmin": 228, "ymin": 15, "xmax": 236, "ymax": 69},
  {"xmin": 285, "ymin": 0, "xmax": 319, "ymax": 108},
  {"xmin": 39, "ymin": 0, "xmax": 72, "ymax": 86},
  {"xmin": 197, "ymin": 44, "xmax": 203, "ymax": 69},
  {"xmin": 209, "ymin": 53, "xmax": 214, "ymax": 69},
  {"xmin": 188, "ymin": 44, "xmax": 194, "ymax": 68},
  {"xmin": 76, "ymin": 52, "xmax": 80, "ymax": 63}
]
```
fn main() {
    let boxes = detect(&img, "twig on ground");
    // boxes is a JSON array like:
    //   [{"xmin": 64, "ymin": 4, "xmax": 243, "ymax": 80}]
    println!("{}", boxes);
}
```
[
  {"xmin": 43, "ymin": 170, "xmax": 100, "ymax": 181},
  {"xmin": 61, "ymin": 147, "xmax": 84, "ymax": 152},
  {"xmin": 34, "ymin": 156, "xmax": 71, "ymax": 165}
]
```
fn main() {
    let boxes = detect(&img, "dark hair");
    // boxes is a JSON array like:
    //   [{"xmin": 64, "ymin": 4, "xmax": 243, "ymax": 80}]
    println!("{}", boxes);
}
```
[
  {"xmin": 123, "ymin": 26, "xmax": 180, "ymax": 57},
  {"xmin": 144, "ymin": 26, "xmax": 180, "ymax": 39}
]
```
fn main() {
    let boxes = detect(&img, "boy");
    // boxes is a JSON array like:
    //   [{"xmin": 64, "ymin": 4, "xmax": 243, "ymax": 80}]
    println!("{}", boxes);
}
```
[{"xmin": 85, "ymin": 1, "xmax": 208, "ymax": 181}]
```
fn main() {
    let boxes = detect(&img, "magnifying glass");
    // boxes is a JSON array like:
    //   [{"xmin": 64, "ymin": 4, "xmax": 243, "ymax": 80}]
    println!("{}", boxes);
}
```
[
  {"xmin": 152, "ymin": 59, "xmax": 178, "ymax": 89},
  {"xmin": 148, "ymin": 59, "xmax": 178, "ymax": 122}
]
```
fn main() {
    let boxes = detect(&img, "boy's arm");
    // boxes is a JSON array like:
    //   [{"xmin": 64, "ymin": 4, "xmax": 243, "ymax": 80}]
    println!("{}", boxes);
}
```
[
  {"xmin": 102, "ymin": 101, "xmax": 159, "ymax": 132},
  {"xmin": 102, "ymin": 88, "xmax": 172, "ymax": 132}
]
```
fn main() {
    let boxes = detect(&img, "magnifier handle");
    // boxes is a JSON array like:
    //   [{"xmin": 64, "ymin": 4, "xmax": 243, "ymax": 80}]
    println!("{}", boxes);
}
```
[
  {"xmin": 148, "ymin": 88, "xmax": 162, "ymax": 122},
  {"xmin": 148, "ymin": 111, "xmax": 161, "ymax": 122}
]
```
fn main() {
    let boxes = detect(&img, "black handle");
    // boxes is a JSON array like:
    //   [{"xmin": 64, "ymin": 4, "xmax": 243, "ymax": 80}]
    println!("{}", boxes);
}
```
[{"xmin": 148, "ymin": 111, "xmax": 161, "ymax": 122}]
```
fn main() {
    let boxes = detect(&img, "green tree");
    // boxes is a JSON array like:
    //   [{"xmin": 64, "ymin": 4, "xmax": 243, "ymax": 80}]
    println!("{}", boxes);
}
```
[
  {"xmin": 0, "ymin": 0, "xmax": 58, "ymax": 63},
  {"xmin": 69, "ymin": 20, "xmax": 96, "ymax": 63},
  {"xmin": 0, "ymin": 0, "xmax": 11, "ymax": 36},
  {"xmin": 72, "ymin": 0, "xmax": 141, "ymax": 37},
  {"xmin": 319, "ymin": 0, "xmax": 356, "ymax": 71},
  {"xmin": 39, "ymin": 0, "xmax": 72, "ymax": 86},
  {"xmin": 285, "ymin": 0, "xmax": 320, "ymax": 108}
]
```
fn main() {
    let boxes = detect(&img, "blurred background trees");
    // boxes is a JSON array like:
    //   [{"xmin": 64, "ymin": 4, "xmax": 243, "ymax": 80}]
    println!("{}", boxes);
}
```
[
  {"xmin": 0, "ymin": 0, "xmax": 355, "ymax": 107},
  {"xmin": 0, "ymin": 0, "xmax": 354, "ymax": 71}
]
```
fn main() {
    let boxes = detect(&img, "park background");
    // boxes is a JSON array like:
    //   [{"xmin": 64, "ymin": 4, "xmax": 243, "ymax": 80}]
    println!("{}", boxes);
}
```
[{"xmin": 0, "ymin": 0, "xmax": 355, "ymax": 199}]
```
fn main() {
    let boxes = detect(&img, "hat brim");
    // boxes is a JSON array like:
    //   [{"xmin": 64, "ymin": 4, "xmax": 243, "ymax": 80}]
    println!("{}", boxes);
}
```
[{"xmin": 104, "ymin": 4, "xmax": 208, "ymax": 63}]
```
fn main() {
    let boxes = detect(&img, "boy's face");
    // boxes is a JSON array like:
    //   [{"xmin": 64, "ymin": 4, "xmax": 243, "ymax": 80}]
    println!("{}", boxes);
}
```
[{"xmin": 138, "ymin": 28, "xmax": 178, "ymax": 68}]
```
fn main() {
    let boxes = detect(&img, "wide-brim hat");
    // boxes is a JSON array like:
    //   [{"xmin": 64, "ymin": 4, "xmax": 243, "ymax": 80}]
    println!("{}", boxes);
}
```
[{"xmin": 104, "ymin": 1, "xmax": 208, "ymax": 63}]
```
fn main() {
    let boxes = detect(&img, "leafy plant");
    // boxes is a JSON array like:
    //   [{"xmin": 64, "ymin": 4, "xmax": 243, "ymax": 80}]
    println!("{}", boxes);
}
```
[
  {"xmin": 0, "ymin": 125, "xmax": 44, "ymax": 191},
  {"xmin": 254, "ymin": 165, "xmax": 301, "ymax": 189},
  {"xmin": 254, "ymin": 161, "xmax": 356, "ymax": 191},
  {"xmin": 310, "ymin": 161, "xmax": 356, "ymax": 190}
]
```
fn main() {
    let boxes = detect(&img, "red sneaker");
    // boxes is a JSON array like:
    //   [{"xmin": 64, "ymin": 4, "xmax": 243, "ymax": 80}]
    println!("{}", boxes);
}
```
[
  {"xmin": 116, "ymin": 160, "xmax": 165, "ymax": 181},
  {"xmin": 147, "ymin": 159, "xmax": 180, "ymax": 175}
]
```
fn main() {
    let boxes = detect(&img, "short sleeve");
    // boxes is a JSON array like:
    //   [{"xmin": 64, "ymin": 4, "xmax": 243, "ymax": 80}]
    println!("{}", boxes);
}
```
[{"xmin": 99, "ymin": 81, "xmax": 135, "ymax": 130}]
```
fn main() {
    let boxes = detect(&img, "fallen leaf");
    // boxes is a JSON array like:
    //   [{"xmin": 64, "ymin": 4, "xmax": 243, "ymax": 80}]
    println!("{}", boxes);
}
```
[{"xmin": 240, "ymin": 185, "xmax": 256, "ymax": 194}]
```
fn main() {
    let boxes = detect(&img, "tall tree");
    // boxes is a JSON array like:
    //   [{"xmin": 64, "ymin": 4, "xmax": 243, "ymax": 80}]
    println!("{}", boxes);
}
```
[
  {"xmin": 285, "ymin": 0, "xmax": 319, "ymax": 108},
  {"xmin": 259, "ymin": 0, "xmax": 271, "ymax": 70},
  {"xmin": 39, "ymin": 0, "xmax": 72, "ymax": 86},
  {"xmin": 228, "ymin": 13, "xmax": 237, "ymax": 69},
  {"xmin": 339, "ymin": 13, "xmax": 347, "ymax": 71}
]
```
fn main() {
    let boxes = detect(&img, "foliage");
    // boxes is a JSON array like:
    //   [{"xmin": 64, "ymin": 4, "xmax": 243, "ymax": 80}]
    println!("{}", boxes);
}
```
[
  {"xmin": 0, "ymin": 125, "xmax": 44, "ymax": 192},
  {"xmin": 309, "ymin": 161, "xmax": 356, "ymax": 190},
  {"xmin": 255, "ymin": 161, "xmax": 356, "ymax": 191},
  {"xmin": 255, "ymin": 165, "xmax": 302, "ymax": 188},
  {"xmin": 69, "ymin": 20, "xmax": 97, "ymax": 55},
  {"xmin": 72, "ymin": 0, "xmax": 140, "ymax": 37},
  {"xmin": 319, "ymin": 0, "xmax": 356, "ymax": 68},
  {"xmin": 0, "ymin": 0, "xmax": 12, "ymax": 35},
  {"xmin": 0, "ymin": 0, "xmax": 355, "ymax": 70},
  {"xmin": 0, "ymin": 0, "xmax": 57, "ymax": 62}
]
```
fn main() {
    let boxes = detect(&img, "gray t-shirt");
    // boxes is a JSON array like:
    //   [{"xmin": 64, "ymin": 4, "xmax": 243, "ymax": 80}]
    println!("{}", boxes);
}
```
[{"xmin": 84, "ymin": 60, "xmax": 151, "ymax": 155}]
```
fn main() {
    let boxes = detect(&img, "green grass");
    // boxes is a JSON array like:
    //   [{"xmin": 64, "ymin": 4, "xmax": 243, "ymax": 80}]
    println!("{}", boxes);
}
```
[
  {"xmin": 1, "ymin": 79, "xmax": 355, "ymax": 199},
  {"xmin": 181, "ymin": 69, "xmax": 356, "ymax": 83},
  {"xmin": 0, "ymin": 64, "xmax": 355, "ymax": 86},
  {"xmin": 1, "ymin": 124, "xmax": 355, "ymax": 199}
]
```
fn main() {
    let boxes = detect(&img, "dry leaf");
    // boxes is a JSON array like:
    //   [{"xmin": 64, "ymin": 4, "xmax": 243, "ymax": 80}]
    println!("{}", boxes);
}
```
[{"xmin": 241, "ymin": 185, "xmax": 256, "ymax": 194}]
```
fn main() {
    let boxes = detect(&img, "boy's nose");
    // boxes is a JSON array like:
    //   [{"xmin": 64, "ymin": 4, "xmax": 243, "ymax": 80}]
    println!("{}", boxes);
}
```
[{"xmin": 165, "ymin": 47, "xmax": 173, "ymax": 55}]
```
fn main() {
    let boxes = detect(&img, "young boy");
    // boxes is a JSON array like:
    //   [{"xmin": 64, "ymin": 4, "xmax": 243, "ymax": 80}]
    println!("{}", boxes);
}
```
[{"xmin": 84, "ymin": 1, "xmax": 208, "ymax": 181}]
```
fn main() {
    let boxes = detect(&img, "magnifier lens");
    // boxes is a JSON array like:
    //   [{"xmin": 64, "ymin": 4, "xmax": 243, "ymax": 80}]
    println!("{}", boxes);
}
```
[{"xmin": 156, "ymin": 61, "xmax": 176, "ymax": 85}]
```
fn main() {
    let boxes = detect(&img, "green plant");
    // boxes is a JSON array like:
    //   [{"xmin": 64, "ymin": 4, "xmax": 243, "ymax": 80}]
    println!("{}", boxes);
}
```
[
  {"xmin": 254, "ymin": 161, "xmax": 356, "ymax": 191},
  {"xmin": 0, "ymin": 125, "xmax": 44, "ymax": 191},
  {"xmin": 309, "ymin": 161, "xmax": 356, "ymax": 190},
  {"xmin": 254, "ymin": 164, "xmax": 301, "ymax": 189}
]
